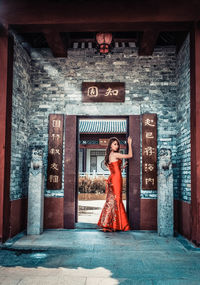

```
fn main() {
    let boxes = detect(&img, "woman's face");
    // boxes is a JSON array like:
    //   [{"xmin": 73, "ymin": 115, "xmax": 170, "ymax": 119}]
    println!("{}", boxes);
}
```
[{"xmin": 110, "ymin": 140, "xmax": 119, "ymax": 152}]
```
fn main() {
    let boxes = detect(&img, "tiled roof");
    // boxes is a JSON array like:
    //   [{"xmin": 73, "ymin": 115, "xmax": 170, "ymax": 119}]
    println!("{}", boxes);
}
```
[{"xmin": 79, "ymin": 119, "xmax": 127, "ymax": 134}]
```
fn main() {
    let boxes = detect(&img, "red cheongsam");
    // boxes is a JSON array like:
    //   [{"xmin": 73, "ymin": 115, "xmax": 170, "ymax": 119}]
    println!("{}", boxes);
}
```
[{"xmin": 97, "ymin": 159, "xmax": 131, "ymax": 231}]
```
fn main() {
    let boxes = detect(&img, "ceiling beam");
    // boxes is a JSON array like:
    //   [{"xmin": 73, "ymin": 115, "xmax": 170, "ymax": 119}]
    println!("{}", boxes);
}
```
[
  {"xmin": 0, "ymin": 1, "xmax": 200, "ymax": 25},
  {"xmin": 9, "ymin": 22, "xmax": 193, "ymax": 34},
  {"xmin": 138, "ymin": 30, "xmax": 160, "ymax": 56},
  {"xmin": 43, "ymin": 31, "xmax": 67, "ymax": 57},
  {"xmin": 70, "ymin": 37, "xmax": 137, "ymax": 43}
]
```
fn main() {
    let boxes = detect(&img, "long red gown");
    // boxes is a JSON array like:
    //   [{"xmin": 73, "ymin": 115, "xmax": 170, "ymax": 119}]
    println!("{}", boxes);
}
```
[{"xmin": 97, "ymin": 159, "xmax": 131, "ymax": 231}]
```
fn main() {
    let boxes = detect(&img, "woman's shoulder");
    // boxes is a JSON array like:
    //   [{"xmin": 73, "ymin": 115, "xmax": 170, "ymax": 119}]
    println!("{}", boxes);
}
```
[{"xmin": 109, "ymin": 152, "xmax": 122, "ymax": 163}]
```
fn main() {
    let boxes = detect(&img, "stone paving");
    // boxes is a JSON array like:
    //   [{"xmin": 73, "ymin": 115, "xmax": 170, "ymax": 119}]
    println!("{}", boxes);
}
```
[
  {"xmin": 0, "ymin": 226, "xmax": 200, "ymax": 285},
  {"xmin": 78, "ymin": 200, "xmax": 127, "ymax": 224}
]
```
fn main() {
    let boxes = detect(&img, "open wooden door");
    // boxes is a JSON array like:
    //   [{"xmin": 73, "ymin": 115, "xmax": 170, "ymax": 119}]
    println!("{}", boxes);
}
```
[
  {"xmin": 64, "ymin": 115, "xmax": 77, "ymax": 228},
  {"xmin": 128, "ymin": 115, "xmax": 140, "ymax": 229}
]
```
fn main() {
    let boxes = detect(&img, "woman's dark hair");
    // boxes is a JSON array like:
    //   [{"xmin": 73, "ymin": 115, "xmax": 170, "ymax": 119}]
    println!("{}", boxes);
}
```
[{"xmin": 104, "ymin": 137, "xmax": 120, "ymax": 166}]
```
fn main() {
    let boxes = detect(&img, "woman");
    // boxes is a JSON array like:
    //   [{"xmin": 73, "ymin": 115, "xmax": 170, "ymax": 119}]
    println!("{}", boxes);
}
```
[{"xmin": 97, "ymin": 136, "xmax": 133, "ymax": 232}]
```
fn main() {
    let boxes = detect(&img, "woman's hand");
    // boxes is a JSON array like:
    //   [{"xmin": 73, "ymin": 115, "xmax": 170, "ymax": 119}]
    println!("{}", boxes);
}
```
[{"xmin": 127, "ymin": 136, "xmax": 132, "ymax": 145}]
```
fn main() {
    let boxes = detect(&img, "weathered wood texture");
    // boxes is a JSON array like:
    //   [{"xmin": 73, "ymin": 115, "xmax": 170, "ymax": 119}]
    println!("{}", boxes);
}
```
[
  {"xmin": 190, "ymin": 22, "xmax": 200, "ymax": 246},
  {"xmin": 64, "ymin": 115, "xmax": 77, "ymax": 229},
  {"xmin": 82, "ymin": 82, "xmax": 125, "ymax": 103},
  {"xmin": 128, "ymin": 115, "xmax": 140, "ymax": 230},
  {"xmin": 142, "ymin": 114, "xmax": 157, "ymax": 190},
  {"xmin": 0, "ymin": 1, "xmax": 200, "ymax": 25},
  {"xmin": 47, "ymin": 114, "xmax": 64, "ymax": 190},
  {"xmin": 0, "ymin": 34, "xmax": 14, "ymax": 242}
]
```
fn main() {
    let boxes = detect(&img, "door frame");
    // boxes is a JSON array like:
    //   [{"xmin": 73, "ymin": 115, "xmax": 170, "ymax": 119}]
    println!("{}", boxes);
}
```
[{"xmin": 64, "ymin": 115, "xmax": 140, "ymax": 229}]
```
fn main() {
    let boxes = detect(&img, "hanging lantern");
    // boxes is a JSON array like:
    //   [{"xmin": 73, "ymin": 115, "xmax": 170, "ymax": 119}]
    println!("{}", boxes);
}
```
[{"xmin": 96, "ymin": 32, "xmax": 113, "ymax": 54}]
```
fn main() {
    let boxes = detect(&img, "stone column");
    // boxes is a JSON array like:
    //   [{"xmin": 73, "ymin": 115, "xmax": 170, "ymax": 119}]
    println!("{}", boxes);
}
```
[
  {"xmin": 27, "ymin": 148, "xmax": 44, "ymax": 235},
  {"xmin": 157, "ymin": 148, "xmax": 174, "ymax": 236}
]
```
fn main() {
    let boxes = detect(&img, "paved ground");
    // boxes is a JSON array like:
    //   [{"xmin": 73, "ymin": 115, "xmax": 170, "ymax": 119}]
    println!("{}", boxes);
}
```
[
  {"xmin": 1, "ymin": 227, "xmax": 200, "ymax": 285},
  {"xmin": 78, "ymin": 200, "xmax": 127, "ymax": 224}
]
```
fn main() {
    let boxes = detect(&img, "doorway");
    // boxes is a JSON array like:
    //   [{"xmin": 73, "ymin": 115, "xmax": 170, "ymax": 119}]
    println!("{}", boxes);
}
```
[
  {"xmin": 64, "ymin": 115, "xmax": 140, "ymax": 230},
  {"xmin": 76, "ymin": 116, "xmax": 129, "ymax": 229}
]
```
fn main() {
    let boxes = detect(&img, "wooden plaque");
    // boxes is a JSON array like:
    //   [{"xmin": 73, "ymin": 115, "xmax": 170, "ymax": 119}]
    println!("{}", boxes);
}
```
[
  {"xmin": 99, "ymin": 138, "xmax": 109, "ymax": 146},
  {"xmin": 82, "ymin": 82, "xmax": 125, "ymax": 102},
  {"xmin": 142, "ymin": 114, "xmax": 157, "ymax": 190},
  {"xmin": 47, "ymin": 114, "xmax": 64, "ymax": 189}
]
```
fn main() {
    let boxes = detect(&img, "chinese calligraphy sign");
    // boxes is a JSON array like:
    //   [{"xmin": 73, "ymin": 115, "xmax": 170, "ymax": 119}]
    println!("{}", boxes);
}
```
[
  {"xmin": 99, "ymin": 138, "xmax": 109, "ymax": 146},
  {"xmin": 47, "ymin": 114, "xmax": 64, "ymax": 189},
  {"xmin": 82, "ymin": 82, "xmax": 125, "ymax": 102},
  {"xmin": 142, "ymin": 114, "xmax": 157, "ymax": 190}
]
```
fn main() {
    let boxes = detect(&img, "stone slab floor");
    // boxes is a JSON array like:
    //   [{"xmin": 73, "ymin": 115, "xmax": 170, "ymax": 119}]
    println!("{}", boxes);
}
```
[
  {"xmin": 78, "ymin": 200, "xmax": 127, "ymax": 224},
  {"xmin": 0, "ymin": 228, "xmax": 200, "ymax": 285}
]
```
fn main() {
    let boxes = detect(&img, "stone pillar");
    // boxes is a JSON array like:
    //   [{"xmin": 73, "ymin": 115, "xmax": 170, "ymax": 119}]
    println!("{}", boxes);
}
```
[
  {"xmin": 157, "ymin": 148, "xmax": 174, "ymax": 237},
  {"xmin": 27, "ymin": 148, "xmax": 44, "ymax": 235}
]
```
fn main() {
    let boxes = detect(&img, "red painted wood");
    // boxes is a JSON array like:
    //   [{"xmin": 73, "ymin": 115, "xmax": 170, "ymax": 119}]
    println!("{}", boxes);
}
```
[
  {"xmin": 82, "ymin": 82, "xmax": 125, "ymax": 103},
  {"xmin": 142, "ymin": 114, "xmax": 157, "ymax": 190},
  {"xmin": 139, "ymin": 30, "xmax": 160, "ymax": 56},
  {"xmin": 64, "ymin": 115, "xmax": 77, "ymax": 228},
  {"xmin": 44, "ymin": 197, "xmax": 64, "ymax": 229},
  {"xmin": 128, "ymin": 115, "xmax": 140, "ymax": 229},
  {"xmin": 140, "ymin": 199, "xmax": 157, "ymax": 230},
  {"xmin": 174, "ymin": 199, "xmax": 191, "ymax": 240},
  {"xmin": 79, "ymin": 144, "xmax": 126, "ymax": 149},
  {"xmin": 44, "ymin": 31, "xmax": 67, "ymax": 57},
  {"xmin": 10, "ymin": 198, "xmax": 27, "ymax": 238},
  {"xmin": 1, "ymin": 1, "xmax": 199, "ymax": 25},
  {"xmin": 0, "ymin": 34, "xmax": 13, "ymax": 242},
  {"xmin": 47, "ymin": 114, "xmax": 64, "ymax": 190},
  {"xmin": 10, "ymin": 22, "xmax": 192, "ymax": 34},
  {"xmin": 190, "ymin": 23, "xmax": 200, "ymax": 246}
]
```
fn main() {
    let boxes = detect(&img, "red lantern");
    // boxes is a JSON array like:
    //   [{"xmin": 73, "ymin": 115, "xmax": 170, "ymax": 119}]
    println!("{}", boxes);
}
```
[{"xmin": 96, "ymin": 32, "xmax": 113, "ymax": 54}]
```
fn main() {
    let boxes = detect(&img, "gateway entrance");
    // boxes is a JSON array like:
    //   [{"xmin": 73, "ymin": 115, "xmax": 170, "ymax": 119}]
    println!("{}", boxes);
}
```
[
  {"xmin": 64, "ymin": 115, "xmax": 140, "ymax": 230},
  {"xmin": 76, "ymin": 117, "xmax": 128, "ymax": 228}
]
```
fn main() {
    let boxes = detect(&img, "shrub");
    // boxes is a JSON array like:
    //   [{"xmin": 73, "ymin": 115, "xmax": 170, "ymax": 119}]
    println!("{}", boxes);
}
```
[{"xmin": 78, "ymin": 175, "xmax": 126, "ymax": 194}]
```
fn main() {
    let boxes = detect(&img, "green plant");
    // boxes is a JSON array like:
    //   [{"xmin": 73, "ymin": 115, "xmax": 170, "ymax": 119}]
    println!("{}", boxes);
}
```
[{"xmin": 78, "ymin": 175, "xmax": 127, "ymax": 194}]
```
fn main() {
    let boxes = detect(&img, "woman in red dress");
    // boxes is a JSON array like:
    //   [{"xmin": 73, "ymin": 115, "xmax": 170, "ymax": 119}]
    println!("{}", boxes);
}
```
[{"xmin": 97, "ymin": 136, "xmax": 133, "ymax": 232}]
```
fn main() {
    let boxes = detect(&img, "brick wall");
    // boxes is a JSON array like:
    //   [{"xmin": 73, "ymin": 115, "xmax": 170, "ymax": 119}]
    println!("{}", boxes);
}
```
[
  {"xmin": 10, "ymin": 33, "xmax": 31, "ymax": 200},
  {"xmin": 10, "ymin": 32, "xmax": 191, "ymax": 203},
  {"xmin": 176, "ymin": 34, "xmax": 191, "ymax": 203}
]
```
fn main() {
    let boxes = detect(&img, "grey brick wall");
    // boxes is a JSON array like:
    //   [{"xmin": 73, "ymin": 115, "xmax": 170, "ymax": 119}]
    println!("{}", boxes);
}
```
[
  {"xmin": 10, "ymin": 31, "xmax": 191, "ymax": 203},
  {"xmin": 10, "ymin": 33, "xmax": 31, "ymax": 200},
  {"xmin": 29, "ymin": 45, "xmax": 177, "ymax": 199},
  {"xmin": 176, "ymin": 34, "xmax": 191, "ymax": 203}
]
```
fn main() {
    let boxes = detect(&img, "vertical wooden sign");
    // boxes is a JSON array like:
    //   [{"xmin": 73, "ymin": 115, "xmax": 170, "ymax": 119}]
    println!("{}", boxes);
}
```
[
  {"xmin": 142, "ymin": 114, "xmax": 157, "ymax": 190},
  {"xmin": 47, "ymin": 114, "xmax": 64, "ymax": 189}
]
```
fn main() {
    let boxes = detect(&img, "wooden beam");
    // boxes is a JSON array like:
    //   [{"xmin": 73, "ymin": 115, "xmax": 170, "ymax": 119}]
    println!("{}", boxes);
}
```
[
  {"xmin": 190, "ymin": 22, "xmax": 200, "ymax": 246},
  {"xmin": 10, "ymin": 22, "xmax": 193, "ymax": 34},
  {"xmin": 43, "ymin": 31, "xmax": 67, "ymax": 57},
  {"xmin": 0, "ymin": 24, "xmax": 8, "ymax": 36},
  {"xmin": 138, "ymin": 30, "xmax": 160, "ymax": 55},
  {"xmin": 0, "ymin": 33, "xmax": 13, "ymax": 242},
  {"xmin": 0, "ymin": 1, "xmax": 200, "ymax": 25}
]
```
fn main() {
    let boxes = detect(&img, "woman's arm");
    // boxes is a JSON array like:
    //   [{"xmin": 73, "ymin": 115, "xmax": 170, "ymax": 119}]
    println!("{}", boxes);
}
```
[{"xmin": 114, "ymin": 136, "xmax": 133, "ymax": 159}]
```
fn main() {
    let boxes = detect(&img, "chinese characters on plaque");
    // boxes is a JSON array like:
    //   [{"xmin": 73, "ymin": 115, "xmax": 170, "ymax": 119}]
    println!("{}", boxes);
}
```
[
  {"xmin": 142, "ymin": 114, "xmax": 157, "ymax": 190},
  {"xmin": 82, "ymin": 82, "xmax": 125, "ymax": 102},
  {"xmin": 99, "ymin": 138, "xmax": 109, "ymax": 146},
  {"xmin": 47, "ymin": 114, "xmax": 64, "ymax": 189}
]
